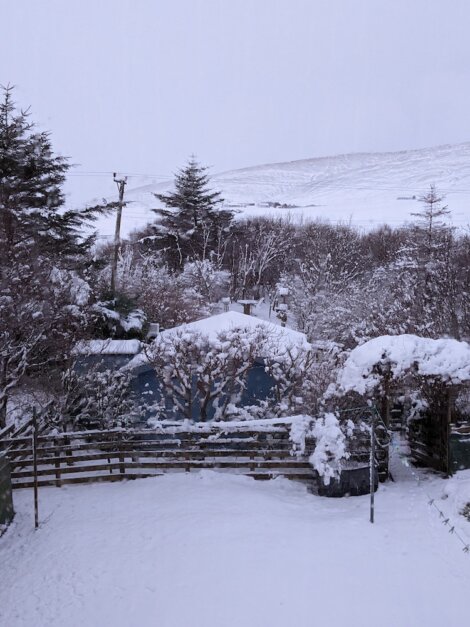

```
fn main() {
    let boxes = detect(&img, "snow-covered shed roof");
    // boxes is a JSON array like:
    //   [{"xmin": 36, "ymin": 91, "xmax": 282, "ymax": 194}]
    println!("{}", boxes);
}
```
[
  {"xmin": 126, "ymin": 311, "xmax": 309, "ymax": 371},
  {"xmin": 74, "ymin": 339, "xmax": 142, "ymax": 356},
  {"xmin": 163, "ymin": 311, "xmax": 309, "ymax": 345},
  {"xmin": 337, "ymin": 334, "xmax": 470, "ymax": 395}
]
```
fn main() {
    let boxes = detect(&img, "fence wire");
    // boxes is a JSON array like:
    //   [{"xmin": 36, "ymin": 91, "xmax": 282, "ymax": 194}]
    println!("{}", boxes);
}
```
[{"xmin": 390, "ymin": 432, "xmax": 470, "ymax": 555}]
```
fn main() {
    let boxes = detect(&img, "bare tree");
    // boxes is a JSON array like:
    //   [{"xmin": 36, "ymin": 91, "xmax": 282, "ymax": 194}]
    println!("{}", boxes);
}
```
[
  {"xmin": 144, "ymin": 325, "xmax": 271, "ymax": 421},
  {"xmin": 229, "ymin": 217, "xmax": 295, "ymax": 299}
]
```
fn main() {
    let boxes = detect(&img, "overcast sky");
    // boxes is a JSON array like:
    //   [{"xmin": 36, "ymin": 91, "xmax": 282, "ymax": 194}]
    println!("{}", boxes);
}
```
[{"xmin": 2, "ymin": 0, "xmax": 470, "ymax": 203}]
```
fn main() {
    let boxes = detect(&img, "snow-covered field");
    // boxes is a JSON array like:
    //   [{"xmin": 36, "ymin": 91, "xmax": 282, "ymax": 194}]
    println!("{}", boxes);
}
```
[
  {"xmin": 1, "ymin": 467, "xmax": 469, "ymax": 627},
  {"xmin": 77, "ymin": 142, "xmax": 470, "ymax": 240}
]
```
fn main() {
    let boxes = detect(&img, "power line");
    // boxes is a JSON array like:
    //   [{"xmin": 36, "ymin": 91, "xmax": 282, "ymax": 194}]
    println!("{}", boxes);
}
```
[{"xmin": 67, "ymin": 170, "xmax": 172, "ymax": 179}]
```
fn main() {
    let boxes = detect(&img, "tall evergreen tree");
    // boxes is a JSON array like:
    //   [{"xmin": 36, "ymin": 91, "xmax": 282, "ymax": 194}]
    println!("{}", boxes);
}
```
[
  {"xmin": 0, "ymin": 87, "xmax": 105, "ymax": 426},
  {"xmin": 152, "ymin": 156, "xmax": 233, "ymax": 268},
  {"xmin": 408, "ymin": 186, "xmax": 457, "ymax": 337},
  {"xmin": 0, "ymin": 85, "xmax": 99, "ymax": 266}
]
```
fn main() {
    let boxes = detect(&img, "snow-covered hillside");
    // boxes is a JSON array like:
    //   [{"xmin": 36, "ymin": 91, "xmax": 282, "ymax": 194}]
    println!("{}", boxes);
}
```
[{"xmin": 88, "ymin": 142, "xmax": 470, "ymax": 239}]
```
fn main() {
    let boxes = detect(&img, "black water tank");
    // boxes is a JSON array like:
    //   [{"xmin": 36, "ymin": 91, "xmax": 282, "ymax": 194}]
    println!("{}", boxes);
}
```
[{"xmin": 317, "ymin": 463, "xmax": 378, "ymax": 497}]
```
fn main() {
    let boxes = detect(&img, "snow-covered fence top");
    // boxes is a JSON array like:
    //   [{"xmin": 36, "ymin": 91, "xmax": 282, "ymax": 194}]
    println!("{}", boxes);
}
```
[
  {"xmin": 337, "ymin": 334, "xmax": 470, "ymax": 395},
  {"xmin": 146, "ymin": 415, "xmax": 312, "ymax": 434}
]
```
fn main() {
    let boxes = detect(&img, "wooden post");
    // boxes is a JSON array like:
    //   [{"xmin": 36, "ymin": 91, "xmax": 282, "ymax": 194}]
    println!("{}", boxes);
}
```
[
  {"xmin": 54, "ymin": 436, "xmax": 62, "ymax": 488},
  {"xmin": 445, "ymin": 388, "xmax": 453, "ymax": 477},
  {"xmin": 32, "ymin": 409, "xmax": 39, "ymax": 529},
  {"xmin": 370, "ymin": 410, "xmax": 376, "ymax": 524},
  {"xmin": 119, "ymin": 442, "xmax": 126, "ymax": 475}
]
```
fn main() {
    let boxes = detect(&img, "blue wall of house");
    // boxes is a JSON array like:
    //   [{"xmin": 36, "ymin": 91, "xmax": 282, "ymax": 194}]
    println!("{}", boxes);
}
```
[
  {"xmin": 75, "ymin": 354, "xmax": 135, "ymax": 372},
  {"xmin": 131, "ymin": 361, "xmax": 275, "ymax": 421}
]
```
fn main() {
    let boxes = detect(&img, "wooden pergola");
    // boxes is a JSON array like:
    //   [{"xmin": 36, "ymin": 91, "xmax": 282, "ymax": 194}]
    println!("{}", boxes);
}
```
[{"xmin": 336, "ymin": 335, "xmax": 470, "ymax": 476}]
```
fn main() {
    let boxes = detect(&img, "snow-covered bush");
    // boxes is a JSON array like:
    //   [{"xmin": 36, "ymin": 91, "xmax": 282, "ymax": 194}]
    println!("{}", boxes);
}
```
[
  {"xmin": 45, "ymin": 364, "xmax": 138, "ymax": 431},
  {"xmin": 310, "ymin": 413, "xmax": 351, "ymax": 485},
  {"xmin": 289, "ymin": 413, "xmax": 353, "ymax": 485},
  {"xmin": 289, "ymin": 415, "xmax": 314, "ymax": 456},
  {"xmin": 92, "ymin": 301, "xmax": 145, "ymax": 339},
  {"xmin": 50, "ymin": 267, "xmax": 91, "ymax": 307},
  {"xmin": 263, "ymin": 340, "xmax": 339, "ymax": 417},
  {"xmin": 145, "ymin": 325, "xmax": 271, "ymax": 421}
]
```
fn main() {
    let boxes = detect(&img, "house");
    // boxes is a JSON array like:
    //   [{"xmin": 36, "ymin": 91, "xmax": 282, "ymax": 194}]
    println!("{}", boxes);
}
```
[
  {"xmin": 73, "ymin": 339, "xmax": 142, "ymax": 371},
  {"xmin": 125, "ymin": 311, "xmax": 310, "ymax": 421}
]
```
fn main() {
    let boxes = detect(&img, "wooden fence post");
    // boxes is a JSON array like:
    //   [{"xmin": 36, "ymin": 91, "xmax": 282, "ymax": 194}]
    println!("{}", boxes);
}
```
[
  {"xmin": 119, "ymin": 440, "xmax": 126, "ymax": 475},
  {"xmin": 446, "ymin": 388, "xmax": 454, "ymax": 477},
  {"xmin": 370, "ymin": 409, "xmax": 376, "ymax": 524},
  {"xmin": 54, "ymin": 435, "xmax": 62, "ymax": 487},
  {"xmin": 32, "ymin": 409, "xmax": 39, "ymax": 529}
]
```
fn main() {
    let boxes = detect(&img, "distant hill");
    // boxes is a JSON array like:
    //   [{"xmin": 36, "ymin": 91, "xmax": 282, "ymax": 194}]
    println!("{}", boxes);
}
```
[{"xmin": 91, "ymin": 142, "xmax": 470, "ymax": 239}]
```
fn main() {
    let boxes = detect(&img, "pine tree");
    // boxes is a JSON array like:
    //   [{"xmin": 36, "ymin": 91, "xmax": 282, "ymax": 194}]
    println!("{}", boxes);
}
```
[
  {"xmin": 408, "ymin": 185, "xmax": 457, "ymax": 337},
  {"xmin": 152, "ymin": 156, "xmax": 233, "ymax": 268},
  {"xmin": 411, "ymin": 185, "xmax": 451, "ymax": 258},
  {"xmin": 357, "ymin": 186, "xmax": 459, "ymax": 340},
  {"xmin": 0, "ymin": 87, "xmax": 104, "ymax": 427},
  {"xmin": 0, "ymin": 85, "xmax": 99, "ymax": 265}
]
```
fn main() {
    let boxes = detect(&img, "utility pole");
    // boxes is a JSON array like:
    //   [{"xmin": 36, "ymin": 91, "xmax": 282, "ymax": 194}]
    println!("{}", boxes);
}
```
[{"xmin": 110, "ymin": 173, "xmax": 127, "ymax": 297}]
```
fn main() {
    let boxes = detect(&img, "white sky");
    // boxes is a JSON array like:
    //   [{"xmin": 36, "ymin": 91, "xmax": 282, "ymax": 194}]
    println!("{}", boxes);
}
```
[{"xmin": 2, "ymin": 0, "xmax": 470, "ymax": 204}]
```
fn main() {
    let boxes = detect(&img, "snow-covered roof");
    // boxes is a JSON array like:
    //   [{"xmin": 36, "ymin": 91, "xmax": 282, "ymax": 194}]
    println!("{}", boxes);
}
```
[
  {"xmin": 163, "ymin": 311, "xmax": 309, "ymax": 345},
  {"xmin": 337, "ymin": 334, "xmax": 470, "ymax": 395},
  {"xmin": 126, "ymin": 312, "xmax": 309, "ymax": 371},
  {"xmin": 74, "ymin": 339, "xmax": 142, "ymax": 356}
]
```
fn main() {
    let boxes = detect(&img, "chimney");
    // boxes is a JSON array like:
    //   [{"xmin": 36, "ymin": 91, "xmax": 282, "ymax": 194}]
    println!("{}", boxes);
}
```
[{"xmin": 147, "ymin": 323, "xmax": 160, "ymax": 339}]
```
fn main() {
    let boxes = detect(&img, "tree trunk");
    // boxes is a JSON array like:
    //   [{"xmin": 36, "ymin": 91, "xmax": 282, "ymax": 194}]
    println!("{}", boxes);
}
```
[{"xmin": 0, "ymin": 396, "xmax": 7, "ymax": 429}]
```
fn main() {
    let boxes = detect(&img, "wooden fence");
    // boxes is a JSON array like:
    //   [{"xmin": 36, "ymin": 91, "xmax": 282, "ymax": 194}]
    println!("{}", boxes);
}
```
[
  {"xmin": 0, "ymin": 415, "xmax": 41, "ymax": 441},
  {"xmin": 0, "ymin": 424, "xmax": 318, "ymax": 490},
  {"xmin": 450, "ymin": 423, "xmax": 470, "ymax": 473},
  {"xmin": 408, "ymin": 407, "xmax": 452, "ymax": 474}
]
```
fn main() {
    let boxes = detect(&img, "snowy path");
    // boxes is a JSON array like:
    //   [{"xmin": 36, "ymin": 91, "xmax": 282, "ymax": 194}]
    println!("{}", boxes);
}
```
[{"xmin": 1, "ymin": 471, "xmax": 469, "ymax": 627}]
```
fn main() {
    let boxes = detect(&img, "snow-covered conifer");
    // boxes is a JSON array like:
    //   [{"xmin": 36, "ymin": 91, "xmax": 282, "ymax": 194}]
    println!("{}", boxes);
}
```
[{"xmin": 151, "ymin": 157, "xmax": 233, "ymax": 268}]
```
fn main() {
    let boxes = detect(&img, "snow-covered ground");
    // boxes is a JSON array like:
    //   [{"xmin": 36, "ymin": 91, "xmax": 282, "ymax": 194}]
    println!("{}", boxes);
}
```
[
  {"xmin": 1, "ymin": 467, "xmax": 469, "ymax": 627},
  {"xmin": 76, "ymin": 142, "xmax": 470, "ymax": 240}
]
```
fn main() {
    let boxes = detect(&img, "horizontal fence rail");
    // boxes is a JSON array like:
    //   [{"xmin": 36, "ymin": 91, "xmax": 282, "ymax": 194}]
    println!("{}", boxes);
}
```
[
  {"xmin": 0, "ymin": 412, "xmax": 390, "ymax": 490},
  {"xmin": 1, "ymin": 426, "xmax": 319, "ymax": 489}
]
